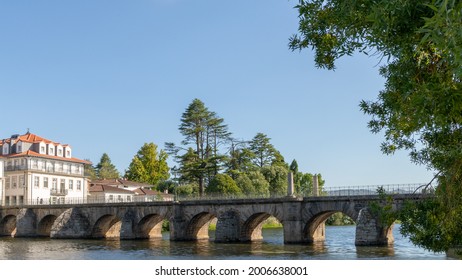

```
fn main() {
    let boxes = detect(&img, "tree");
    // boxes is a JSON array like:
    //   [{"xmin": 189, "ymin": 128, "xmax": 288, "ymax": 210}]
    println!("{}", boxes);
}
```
[
  {"xmin": 95, "ymin": 153, "xmax": 120, "ymax": 180},
  {"xmin": 234, "ymin": 171, "xmax": 271, "ymax": 196},
  {"xmin": 84, "ymin": 160, "xmax": 97, "ymax": 180},
  {"xmin": 226, "ymin": 146, "xmax": 255, "ymax": 178},
  {"xmin": 261, "ymin": 165, "xmax": 289, "ymax": 196},
  {"xmin": 125, "ymin": 142, "xmax": 170, "ymax": 186},
  {"xmin": 247, "ymin": 170, "xmax": 270, "ymax": 196},
  {"xmin": 166, "ymin": 99, "xmax": 231, "ymax": 196},
  {"xmin": 249, "ymin": 133, "xmax": 277, "ymax": 168},
  {"xmin": 289, "ymin": 0, "xmax": 462, "ymax": 252},
  {"xmin": 206, "ymin": 174, "xmax": 241, "ymax": 195}
]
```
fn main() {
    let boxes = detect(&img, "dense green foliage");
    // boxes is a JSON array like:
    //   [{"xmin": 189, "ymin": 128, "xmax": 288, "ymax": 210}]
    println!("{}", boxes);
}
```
[
  {"xmin": 84, "ymin": 159, "xmax": 97, "ymax": 180},
  {"xmin": 166, "ymin": 99, "xmax": 231, "ymax": 196},
  {"xmin": 124, "ymin": 142, "xmax": 170, "ymax": 186},
  {"xmin": 326, "ymin": 213, "xmax": 355, "ymax": 226},
  {"xmin": 166, "ymin": 98, "xmax": 324, "ymax": 198},
  {"xmin": 290, "ymin": 0, "xmax": 462, "ymax": 252},
  {"xmin": 95, "ymin": 153, "xmax": 120, "ymax": 179},
  {"xmin": 207, "ymin": 174, "xmax": 242, "ymax": 195}
]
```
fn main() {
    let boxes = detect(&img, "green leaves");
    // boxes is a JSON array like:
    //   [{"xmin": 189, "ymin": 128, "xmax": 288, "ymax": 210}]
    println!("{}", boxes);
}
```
[
  {"xmin": 125, "ymin": 143, "xmax": 170, "ymax": 186},
  {"xmin": 95, "ymin": 153, "xmax": 120, "ymax": 180},
  {"xmin": 291, "ymin": 0, "xmax": 462, "ymax": 251}
]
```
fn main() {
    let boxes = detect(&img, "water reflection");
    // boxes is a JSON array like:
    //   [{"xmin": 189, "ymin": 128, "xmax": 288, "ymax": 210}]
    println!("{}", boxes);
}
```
[
  {"xmin": 0, "ymin": 225, "xmax": 446, "ymax": 260},
  {"xmin": 356, "ymin": 245, "xmax": 395, "ymax": 259}
]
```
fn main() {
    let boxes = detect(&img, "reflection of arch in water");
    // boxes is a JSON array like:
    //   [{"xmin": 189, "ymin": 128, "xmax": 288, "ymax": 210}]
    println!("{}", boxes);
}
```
[
  {"xmin": 92, "ymin": 214, "xmax": 122, "ymax": 239},
  {"xmin": 0, "ymin": 215, "xmax": 17, "ymax": 236},
  {"xmin": 136, "ymin": 214, "xmax": 165, "ymax": 239},
  {"xmin": 241, "ymin": 212, "xmax": 281, "ymax": 242},
  {"xmin": 185, "ymin": 212, "xmax": 216, "ymax": 240},
  {"xmin": 37, "ymin": 215, "xmax": 58, "ymax": 237},
  {"xmin": 304, "ymin": 211, "xmax": 356, "ymax": 243}
]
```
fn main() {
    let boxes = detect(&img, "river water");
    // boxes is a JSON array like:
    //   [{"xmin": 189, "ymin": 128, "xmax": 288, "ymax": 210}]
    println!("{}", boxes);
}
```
[{"xmin": 0, "ymin": 225, "xmax": 446, "ymax": 260}]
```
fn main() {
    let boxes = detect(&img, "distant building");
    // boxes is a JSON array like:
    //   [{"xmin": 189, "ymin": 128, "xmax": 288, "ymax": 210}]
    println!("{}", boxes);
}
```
[
  {"xmin": 89, "ymin": 179, "xmax": 173, "ymax": 202},
  {"xmin": 0, "ymin": 132, "xmax": 90, "ymax": 205},
  {"xmin": 88, "ymin": 184, "xmax": 134, "ymax": 203}
]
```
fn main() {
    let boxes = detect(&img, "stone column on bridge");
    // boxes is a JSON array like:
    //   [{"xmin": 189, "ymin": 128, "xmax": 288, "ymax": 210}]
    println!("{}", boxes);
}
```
[
  {"xmin": 169, "ymin": 202, "xmax": 189, "ymax": 241},
  {"xmin": 287, "ymin": 172, "xmax": 295, "ymax": 197},
  {"xmin": 282, "ymin": 199, "xmax": 305, "ymax": 243},
  {"xmin": 313, "ymin": 174, "xmax": 319, "ymax": 197}
]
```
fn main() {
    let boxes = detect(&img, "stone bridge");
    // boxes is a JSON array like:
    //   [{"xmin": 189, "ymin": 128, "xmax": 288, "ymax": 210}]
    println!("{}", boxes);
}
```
[{"xmin": 0, "ymin": 194, "xmax": 425, "ymax": 246}]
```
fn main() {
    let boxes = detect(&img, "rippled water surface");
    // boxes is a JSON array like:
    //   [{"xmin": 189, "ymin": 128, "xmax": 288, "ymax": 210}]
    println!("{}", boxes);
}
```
[{"xmin": 0, "ymin": 225, "xmax": 447, "ymax": 260}]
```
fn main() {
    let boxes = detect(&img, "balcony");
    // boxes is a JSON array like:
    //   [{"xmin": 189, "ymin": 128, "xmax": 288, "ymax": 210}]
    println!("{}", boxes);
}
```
[
  {"xmin": 4, "ymin": 165, "xmax": 84, "ymax": 176},
  {"xmin": 50, "ymin": 189, "xmax": 68, "ymax": 196}
]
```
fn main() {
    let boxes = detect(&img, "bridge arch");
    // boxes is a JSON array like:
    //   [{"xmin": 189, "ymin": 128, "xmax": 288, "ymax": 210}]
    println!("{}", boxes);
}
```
[
  {"xmin": 136, "ymin": 214, "xmax": 165, "ymax": 239},
  {"xmin": 241, "ymin": 212, "xmax": 281, "ymax": 242},
  {"xmin": 0, "ymin": 215, "xmax": 17, "ymax": 236},
  {"xmin": 37, "ymin": 215, "xmax": 58, "ymax": 237},
  {"xmin": 92, "ymin": 214, "xmax": 122, "ymax": 239},
  {"xmin": 185, "ymin": 212, "xmax": 216, "ymax": 240},
  {"xmin": 304, "ymin": 210, "xmax": 356, "ymax": 243}
]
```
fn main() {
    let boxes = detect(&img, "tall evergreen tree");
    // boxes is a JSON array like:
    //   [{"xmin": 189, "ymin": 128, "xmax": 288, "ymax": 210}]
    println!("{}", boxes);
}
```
[
  {"xmin": 166, "ymin": 99, "xmax": 231, "ymax": 196},
  {"xmin": 249, "ymin": 133, "xmax": 277, "ymax": 168},
  {"xmin": 95, "ymin": 153, "xmax": 120, "ymax": 180},
  {"xmin": 84, "ymin": 159, "xmax": 97, "ymax": 180}
]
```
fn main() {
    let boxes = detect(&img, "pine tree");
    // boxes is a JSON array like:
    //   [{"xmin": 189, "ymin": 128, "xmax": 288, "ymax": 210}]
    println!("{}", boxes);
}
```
[{"xmin": 95, "ymin": 153, "xmax": 120, "ymax": 179}]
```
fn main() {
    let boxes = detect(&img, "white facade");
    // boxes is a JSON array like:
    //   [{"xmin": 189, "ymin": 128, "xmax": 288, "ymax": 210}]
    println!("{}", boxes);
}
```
[
  {"xmin": 88, "ymin": 191, "xmax": 134, "ymax": 203},
  {"xmin": 0, "ymin": 133, "xmax": 90, "ymax": 205}
]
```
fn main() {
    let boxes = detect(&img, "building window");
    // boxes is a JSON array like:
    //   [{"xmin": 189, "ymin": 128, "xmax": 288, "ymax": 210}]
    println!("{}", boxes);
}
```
[
  {"xmin": 50, "ymin": 147, "xmax": 54, "ymax": 155},
  {"xmin": 5, "ymin": 178, "xmax": 10, "ymax": 189},
  {"xmin": 58, "ymin": 149, "xmax": 62, "ymax": 156},
  {"xmin": 109, "ymin": 195, "xmax": 114, "ymax": 201},
  {"xmin": 18, "ymin": 196, "xmax": 24, "ymax": 205},
  {"xmin": 127, "ymin": 195, "xmax": 131, "ymax": 202},
  {"xmin": 52, "ymin": 178, "xmax": 57, "ymax": 190},
  {"xmin": 43, "ymin": 177, "xmax": 49, "ymax": 188},
  {"xmin": 40, "ymin": 146, "xmax": 45, "ymax": 153},
  {"xmin": 118, "ymin": 195, "xmax": 122, "ymax": 202},
  {"xmin": 69, "ymin": 179, "xmax": 73, "ymax": 190},
  {"xmin": 12, "ymin": 176, "xmax": 17, "ymax": 188},
  {"xmin": 60, "ymin": 179, "xmax": 65, "ymax": 191},
  {"xmin": 66, "ymin": 150, "xmax": 70, "ymax": 157},
  {"xmin": 77, "ymin": 180, "xmax": 81, "ymax": 191},
  {"xmin": 5, "ymin": 196, "xmax": 10, "ymax": 205},
  {"xmin": 34, "ymin": 176, "xmax": 40, "ymax": 188},
  {"xmin": 20, "ymin": 175, "xmax": 25, "ymax": 187},
  {"xmin": 2, "ymin": 145, "xmax": 8, "ymax": 154},
  {"xmin": 32, "ymin": 159, "xmax": 38, "ymax": 169},
  {"xmin": 17, "ymin": 143, "xmax": 22, "ymax": 153}
]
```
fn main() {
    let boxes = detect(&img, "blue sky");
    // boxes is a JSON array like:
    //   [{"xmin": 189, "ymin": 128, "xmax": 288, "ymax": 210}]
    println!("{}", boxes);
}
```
[{"xmin": 0, "ymin": 0, "xmax": 434, "ymax": 187}]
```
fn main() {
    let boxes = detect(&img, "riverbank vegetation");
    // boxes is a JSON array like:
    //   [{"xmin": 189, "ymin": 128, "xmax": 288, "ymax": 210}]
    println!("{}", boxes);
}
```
[
  {"xmin": 162, "ymin": 98, "xmax": 324, "ymax": 198},
  {"xmin": 289, "ymin": 0, "xmax": 462, "ymax": 253}
]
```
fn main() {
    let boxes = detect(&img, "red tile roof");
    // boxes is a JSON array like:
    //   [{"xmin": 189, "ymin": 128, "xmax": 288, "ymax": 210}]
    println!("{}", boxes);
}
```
[
  {"xmin": 89, "ymin": 184, "xmax": 135, "ymax": 194},
  {"xmin": 1, "ymin": 132, "xmax": 63, "ymax": 146}
]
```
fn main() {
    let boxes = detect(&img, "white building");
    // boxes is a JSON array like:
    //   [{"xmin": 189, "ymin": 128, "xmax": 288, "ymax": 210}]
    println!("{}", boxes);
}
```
[
  {"xmin": 0, "ymin": 132, "xmax": 90, "ymax": 205},
  {"xmin": 88, "ymin": 184, "xmax": 134, "ymax": 203},
  {"xmin": 89, "ymin": 179, "xmax": 174, "ymax": 202}
]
